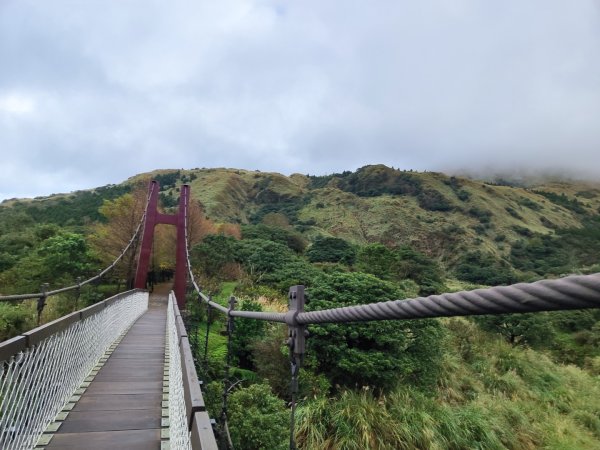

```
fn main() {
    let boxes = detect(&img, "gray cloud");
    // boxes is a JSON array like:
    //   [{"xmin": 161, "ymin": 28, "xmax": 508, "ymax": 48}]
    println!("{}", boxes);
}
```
[{"xmin": 1, "ymin": 0, "xmax": 599, "ymax": 199}]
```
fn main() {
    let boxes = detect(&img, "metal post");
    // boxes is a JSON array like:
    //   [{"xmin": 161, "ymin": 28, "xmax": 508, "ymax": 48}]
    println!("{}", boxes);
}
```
[
  {"xmin": 37, "ymin": 283, "xmax": 49, "ymax": 326},
  {"xmin": 286, "ymin": 285, "xmax": 306, "ymax": 450},
  {"xmin": 75, "ymin": 276, "xmax": 82, "ymax": 310},
  {"xmin": 173, "ymin": 184, "xmax": 190, "ymax": 309},
  {"xmin": 204, "ymin": 297, "xmax": 212, "ymax": 368},
  {"xmin": 134, "ymin": 181, "xmax": 159, "ymax": 290},
  {"xmin": 220, "ymin": 296, "xmax": 237, "ymax": 450}
]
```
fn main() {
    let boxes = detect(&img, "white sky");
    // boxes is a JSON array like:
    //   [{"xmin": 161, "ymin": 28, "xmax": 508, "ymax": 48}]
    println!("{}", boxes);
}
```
[{"xmin": 1, "ymin": 1, "xmax": 599, "ymax": 200}]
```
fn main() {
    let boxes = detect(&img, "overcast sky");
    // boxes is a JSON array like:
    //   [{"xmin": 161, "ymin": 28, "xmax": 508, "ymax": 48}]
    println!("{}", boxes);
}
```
[{"xmin": 1, "ymin": 1, "xmax": 599, "ymax": 200}]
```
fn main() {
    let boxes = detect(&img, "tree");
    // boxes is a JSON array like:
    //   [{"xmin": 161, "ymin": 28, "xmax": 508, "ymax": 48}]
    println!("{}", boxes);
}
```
[
  {"xmin": 455, "ymin": 251, "xmax": 517, "ymax": 286},
  {"xmin": 475, "ymin": 313, "xmax": 555, "ymax": 347},
  {"xmin": 235, "ymin": 239, "xmax": 295, "ymax": 274},
  {"xmin": 191, "ymin": 234, "xmax": 238, "ymax": 279},
  {"xmin": 307, "ymin": 271, "xmax": 445, "ymax": 390},
  {"xmin": 394, "ymin": 246, "xmax": 445, "ymax": 295},
  {"xmin": 231, "ymin": 299, "xmax": 266, "ymax": 368},
  {"xmin": 228, "ymin": 384, "xmax": 288, "ymax": 450},
  {"xmin": 37, "ymin": 233, "xmax": 91, "ymax": 279},
  {"xmin": 242, "ymin": 224, "xmax": 307, "ymax": 253},
  {"xmin": 89, "ymin": 184, "xmax": 148, "ymax": 286},
  {"xmin": 356, "ymin": 243, "xmax": 395, "ymax": 280},
  {"xmin": 0, "ymin": 232, "xmax": 92, "ymax": 293},
  {"xmin": 187, "ymin": 200, "xmax": 217, "ymax": 244},
  {"xmin": 306, "ymin": 236, "xmax": 356, "ymax": 264}
]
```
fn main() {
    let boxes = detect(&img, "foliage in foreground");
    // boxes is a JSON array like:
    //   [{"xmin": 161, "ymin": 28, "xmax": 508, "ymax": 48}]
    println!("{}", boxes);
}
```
[{"xmin": 296, "ymin": 318, "xmax": 600, "ymax": 450}]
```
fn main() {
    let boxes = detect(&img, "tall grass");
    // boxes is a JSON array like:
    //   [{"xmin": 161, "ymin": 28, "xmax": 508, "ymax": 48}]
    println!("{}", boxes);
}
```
[{"xmin": 295, "ymin": 317, "xmax": 600, "ymax": 449}]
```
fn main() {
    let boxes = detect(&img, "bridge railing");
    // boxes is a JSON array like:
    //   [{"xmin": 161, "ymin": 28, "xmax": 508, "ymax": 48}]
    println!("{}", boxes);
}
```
[
  {"xmin": 167, "ymin": 291, "xmax": 218, "ymax": 450},
  {"xmin": 0, "ymin": 289, "xmax": 148, "ymax": 450}
]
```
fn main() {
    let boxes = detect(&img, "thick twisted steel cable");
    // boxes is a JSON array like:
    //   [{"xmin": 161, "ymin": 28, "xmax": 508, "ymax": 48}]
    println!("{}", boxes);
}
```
[
  {"xmin": 0, "ymin": 183, "xmax": 156, "ymax": 302},
  {"xmin": 296, "ymin": 273, "xmax": 600, "ymax": 324}
]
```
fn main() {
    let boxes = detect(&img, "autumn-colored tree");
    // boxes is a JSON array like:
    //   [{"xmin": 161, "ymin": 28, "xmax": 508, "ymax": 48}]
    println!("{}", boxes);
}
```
[
  {"xmin": 187, "ymin": 200, "xmax": 216, "ymax": 244},
  {"xmin": 215, "ymin": 222, "xmax": 242, "ymax": 239},
  {"xmin": 152, "ymin": 224, "xmax": 176, "ymax": 271},
  {"xmin": 89, "ymin": 183, "xmax": 149, "ymax": 287}
]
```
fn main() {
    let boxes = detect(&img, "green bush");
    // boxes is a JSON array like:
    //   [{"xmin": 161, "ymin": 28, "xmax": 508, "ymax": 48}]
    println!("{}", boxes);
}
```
[
  {"xmin": 455, "ymin": 251, "xmax": 517, "ymax": 285},
  {"xmin": 241, "ymin": 224, "xmax": 306, "ymax": 253},
  {"xmin": 0, "ymin": 302, "xmax": 34, "ymax": 340},
  {"xmin": 231, "ymin": 299, "xmax": 267, "ymax": 368},
  {"xmin": 228, "ymin": 384, "xmax": 288, "ymax": 450},
  {"xmin": 307, "ymin": 272, "xmax": 445, "ymax": 390},
  {"xmin": 417, "ymin": 189, "xmax": 453, "ymax": 211},
  {"xmin": 236, "ymin": 239, "xmax": 295, "ymax": 273},
  {"xmin": 475, "ymin": 313, "xmax": 556, "ymax": 347},
  {"xmin": 306, "ymin": 236, "xmax": 356, "ymax": 265},
  {"xmin": 191, "ymin": 235, "xmax": 238, "ymax": 278}
]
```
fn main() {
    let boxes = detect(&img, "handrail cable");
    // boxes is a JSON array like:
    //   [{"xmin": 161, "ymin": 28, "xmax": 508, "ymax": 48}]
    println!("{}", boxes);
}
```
[{"xmin": 0, "ymin": 182, "xmax": 156, "ymax": 302}]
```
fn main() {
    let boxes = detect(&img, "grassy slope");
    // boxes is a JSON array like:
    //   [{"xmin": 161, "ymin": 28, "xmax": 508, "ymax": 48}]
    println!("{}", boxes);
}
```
[
  {"xmin": 145, "ymin": 166, "xmax": 598, "ymax": 269},
  {"xmin": 3, "ymin": 165, "xmax": 599, "ymax": 267},
  {"xmin": 296, "ymin": 317, "xmax": 600, "ymax": 449}
]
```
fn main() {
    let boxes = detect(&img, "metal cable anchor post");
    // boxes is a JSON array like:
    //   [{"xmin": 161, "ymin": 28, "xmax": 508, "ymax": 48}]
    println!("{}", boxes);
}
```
[
  {"xmin": 286, "ymin": 285, "xmax": 307, "ymax": 450},
  {"xmin": 37, "ymin": 283, "xmax": 49, "ymax": 325},
  {"xmin": 221, "ymin": 295, "xmax": 237, "ymax": 450},
  {"xmin": 203, "ymin": 295, "xmax": 212, "ymax": 368},
  {"xmin": 75, "ymin": 276, "xmax": 83, "ymax": 310}
]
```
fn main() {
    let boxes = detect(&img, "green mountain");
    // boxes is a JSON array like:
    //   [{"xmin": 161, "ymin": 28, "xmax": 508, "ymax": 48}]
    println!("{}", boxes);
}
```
[
  {"xmin": 3, "ymin": 164, "xmax": 600, "ymax": 277},
  {"xmin": 173, "ymin": 165, "xmax": 599, "ymax": 265},
  {"xmin": 1, "ymin": 164, "xmax": 600, "ymax": 449}
]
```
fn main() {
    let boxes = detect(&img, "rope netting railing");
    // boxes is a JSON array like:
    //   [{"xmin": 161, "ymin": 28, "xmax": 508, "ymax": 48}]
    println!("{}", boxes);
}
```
[
  {"xmin": 0, "ymin": 182, "xmax": 155, "ymax": 304},
  {"xmin": 167, "ymin": 292, "xmax": 192, "ymax": 450},
  {"xmin": 0, "ymin": 289, "xmax": 148, "ymax": 450},
  {"xmin": 167, "ymin": 290, "xmax": 218, "ymax": 450}
]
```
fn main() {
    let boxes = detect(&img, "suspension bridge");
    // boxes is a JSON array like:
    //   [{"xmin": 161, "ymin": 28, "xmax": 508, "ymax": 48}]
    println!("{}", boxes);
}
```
[{"xmin": 1, "ymin": 181, "xmax": 599, "ymax": 450}]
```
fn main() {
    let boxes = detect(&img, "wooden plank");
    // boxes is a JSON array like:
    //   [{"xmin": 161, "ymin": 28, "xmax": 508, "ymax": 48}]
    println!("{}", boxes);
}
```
[
  {"xmin": 0, "ymin": 335, "xmax": 26, "ymax": 362},
  {"xmin": 73, "ymin": 394, "xmax": 161, "ymax": 411},
  {"xmin": 46, "ymin": 429, "xmax": 161, "ymax": 449},
  {"xmin": 57, "ymin": 409, "xmax": 161, "ymax": 433},
  {"xmin": 85, "ymin": 380, "xmax": 163, "ymax": 395},
  {"xmin": 101, "ymin": 359, "xmax": 164, "ymax": 367},
  {"xmin": 191, "ymin": 411, "xmax": 218, "ymax": 450},
  {"xmin": 23, "ymin": 311, "xmax": 80, "ymax": 346}
]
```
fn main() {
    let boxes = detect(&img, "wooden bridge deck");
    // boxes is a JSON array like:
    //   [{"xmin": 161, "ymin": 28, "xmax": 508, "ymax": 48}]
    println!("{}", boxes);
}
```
[{"xmin": 46, "ymin": 286, "xmax": 170, "ymax": 449}]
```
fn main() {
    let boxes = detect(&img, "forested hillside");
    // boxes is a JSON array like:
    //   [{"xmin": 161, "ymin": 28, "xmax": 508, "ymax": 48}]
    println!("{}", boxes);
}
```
[{"xmin": 1, "ymin": 165, "xmax": 600, "ymax": 449}]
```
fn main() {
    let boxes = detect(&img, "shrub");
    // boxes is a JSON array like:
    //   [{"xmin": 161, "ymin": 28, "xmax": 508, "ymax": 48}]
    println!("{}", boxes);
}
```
[
  {"xmin": 455, "ymin": 251, "xmax": 517, "ymax": 285},
  {"xmin": 191, "ymin": 234, "xmax": 237, "ymax": 278},
  {"xmin": 231, "ymin": 299, "xmax": 267, "ymax": 368},
  {"xmin": 307, "ymin": 272, "xmax": 445, "ymax": 390},
  {"xmin": 228, "ymin": 384, "xmax": 288, "ymax": 450},
  {"xmin": 468, "ymin": 207, "xmax": 492, "ymax": 224},
  {"xmin": 241, "ymin": 224, "xmax": 307, "ymax": 253},
  {"xmin": 306, "ymin": 236, "xmax": 356, "ymax": 265},
  {"xmin": 417, "ymin": 189, "xmax": 453, "ymax": 211},
  {"xmin": 235, "ymin": 239, "xmax": 295, "ymax": 273}
]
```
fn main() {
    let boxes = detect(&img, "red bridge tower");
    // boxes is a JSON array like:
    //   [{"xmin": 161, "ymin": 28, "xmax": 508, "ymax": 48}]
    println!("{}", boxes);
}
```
[{"xmin": 134, "ymin": 181, "xmax": 190, "ymax": 309}]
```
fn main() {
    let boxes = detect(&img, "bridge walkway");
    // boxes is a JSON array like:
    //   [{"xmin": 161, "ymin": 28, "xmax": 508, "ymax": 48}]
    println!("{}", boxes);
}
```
[{"xmin": 45, "ymin": 285, "xmax": 170, "ymax": 449}]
